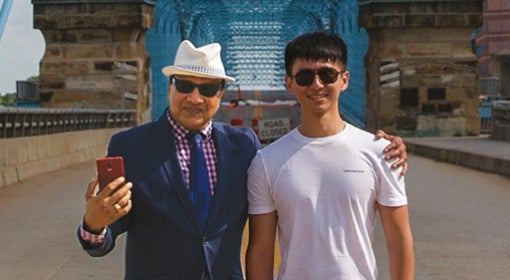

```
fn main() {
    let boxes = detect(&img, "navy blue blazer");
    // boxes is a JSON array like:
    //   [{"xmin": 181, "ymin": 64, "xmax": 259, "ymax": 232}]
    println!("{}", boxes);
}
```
[{"xmin": 78, "ymin": 110, "xmax": 261, "ymax": 279}]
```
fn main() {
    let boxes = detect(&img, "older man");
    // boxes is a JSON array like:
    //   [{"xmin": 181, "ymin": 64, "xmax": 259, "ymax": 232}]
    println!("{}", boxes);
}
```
[{"xmin": 78, "ymin": 40, "xmax": 261, "ymax": 279}]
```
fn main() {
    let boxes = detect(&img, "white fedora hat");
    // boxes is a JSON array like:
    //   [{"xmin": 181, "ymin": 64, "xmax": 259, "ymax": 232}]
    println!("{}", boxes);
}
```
[{"xmin": 162, "ymin": 40, "xmax": 235, "ymax": 82}]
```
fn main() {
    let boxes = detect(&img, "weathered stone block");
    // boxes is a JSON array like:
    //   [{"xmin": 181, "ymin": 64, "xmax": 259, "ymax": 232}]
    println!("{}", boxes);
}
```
[
  {"xmin": 76, "ymin": 29, "xmax": 112, "ymax": 43},
  {"xmin": 112, "ymin": 29, "xmax": 135, "ymax": 42},
  {"xmin": 370, "ymin": 15, "xmax": 404, "ymax": 28},
  {"xmin": 39, "ymin": 76, "xmax": 65, "ymax": 90},
  {"xmin": 43, "ymin": 45, "xmax": 64, "ymax": 60},
  {"xmin": 467, "ymin": 14, "xmax": 483, "ymax": 26},
  {"xmin": 41, "ymin": 61, "xmax": 91, "ymax": 76},
  {"xmin": 66, "ymin": 75, "xmax": 116, "ymax": 91},
  {"xmin": 437, "ymin": 15, "xmax": 468, "ymax": 27},
  {"xmin": 381, "ymin": 42, "xmax": 405, "ymax": 58},
  {"xmin": 447, "ymin": 88, "xmax": 466, "ymax": 101},
  {"xmin": 113, "ymin": 14, "xmax": 148, "ymax": 29},
  {"xmin": 115, "ymin": 74, "xmax": 138, "ymax": 87},
  {"xmin": 451, "ymin": 41, "xmax": 475, "ymax": 58},
  {"xmin": 465, "ymin": 114, "xmax": 481, "ymax": 135},
  {"xmin": 33, "ymin": 15, "xmax": 61, "ymax": 29},
  {"xmin": 439, "ymin": 1, "xmax": 483, "ymax": 13},
  {"xmin": 408, "ymin": 3, "xmax": 438, "ymax": 13},
  {"xmin": 404, "ymin": 14, "xmax": 436, "ymax": 27},
  {"xmin": 397, "ymin": 114, "xmax": 419, "ymax": 131},
  {"xmin": 379, "ymin": 88, "xmax": 398, "ymax": 121},
  {"xmin": 66, "ymin": 15, "xmax": 112, "ymax": 29},
  {"xmin": 416, "ymin": 115, "xmax": 437, "ymax": 131},
  {"xmin": 63, "ymin": 44, "xmax": 114, "ymax": 59},
  {"xmin": 406, "ymin": 42, "xmax": 452, "ymax": 57},
  {"xmin": 115, "ymin": 44, "xmax": 138, "ymax": 59},
  {"xmin": 436, "ymin": 116, "xmax": 466, "ymax": 136},
  {"xmin": 42, "ymin": 30, "xmax": 63, "ymax": 44}
]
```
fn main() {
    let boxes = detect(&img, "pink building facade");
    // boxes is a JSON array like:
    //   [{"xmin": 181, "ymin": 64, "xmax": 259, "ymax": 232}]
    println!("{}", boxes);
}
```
[{"xmin": 476, "ymin": 0, "xmax": 510, "ymax": 99}]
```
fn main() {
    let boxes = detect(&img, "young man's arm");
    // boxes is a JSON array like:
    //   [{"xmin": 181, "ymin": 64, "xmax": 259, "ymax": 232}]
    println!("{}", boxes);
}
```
[
  {"xmin": 378, "ymin": 204, "xmax": 414, "ymax": 280},
  {"xmin": 246, "ymin": 211, "xmax": 278, "ymax": 280}
]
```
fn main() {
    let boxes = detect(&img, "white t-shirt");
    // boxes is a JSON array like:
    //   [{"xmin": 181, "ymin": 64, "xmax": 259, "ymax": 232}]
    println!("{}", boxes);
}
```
[{"xmin": 247, "ymin": 123, "xmax": 407, "ymax": 280}]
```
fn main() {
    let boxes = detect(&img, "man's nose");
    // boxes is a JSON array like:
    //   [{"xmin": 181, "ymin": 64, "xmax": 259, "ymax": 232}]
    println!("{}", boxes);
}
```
[{"xmin": 187, "ymin": 87, "xmax": 204, "ymax": 102}]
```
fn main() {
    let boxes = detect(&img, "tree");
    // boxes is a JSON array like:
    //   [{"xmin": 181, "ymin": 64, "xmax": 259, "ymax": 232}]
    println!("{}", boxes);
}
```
[
  {"xmin": 0, "ymin": 93, "xmax": 15, "ymax": 106},
  {"xmin": 27, "ymin": 76, "xmax": 39, "ymax": 84}
]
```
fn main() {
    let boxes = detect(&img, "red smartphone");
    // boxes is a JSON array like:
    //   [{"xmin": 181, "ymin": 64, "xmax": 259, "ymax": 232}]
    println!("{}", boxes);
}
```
[{"xmin": 96, "ymin": 156, "xmax": 125, "ymax": 194}]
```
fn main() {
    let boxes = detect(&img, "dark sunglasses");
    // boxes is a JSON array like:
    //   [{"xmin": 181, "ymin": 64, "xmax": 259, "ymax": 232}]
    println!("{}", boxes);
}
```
[
  {"xmin": 292, "ymin": 67, "xmax": 344, "ymax": 87},
  {"xmin": 171, "ymin": 76, "xmax": 225, "ymax": 98}
]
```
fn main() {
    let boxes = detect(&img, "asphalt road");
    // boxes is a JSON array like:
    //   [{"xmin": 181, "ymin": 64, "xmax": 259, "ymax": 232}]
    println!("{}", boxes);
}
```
[
  {"xmin": 375, "ymin": 155, "xmax": 510, "ymax": 280},
  {"xmin": 1, "ymin": 155, "xmax": 509, "ymax": 279},
  {"xmin": 0, "ymin": 160, "xmax": 125, "ymax": 280}
]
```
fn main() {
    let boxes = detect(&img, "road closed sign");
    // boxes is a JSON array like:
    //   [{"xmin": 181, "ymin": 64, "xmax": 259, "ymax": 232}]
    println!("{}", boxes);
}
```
[{"xmin": 257, "ymin": 117, "xmax": 290, "ymax": 140}]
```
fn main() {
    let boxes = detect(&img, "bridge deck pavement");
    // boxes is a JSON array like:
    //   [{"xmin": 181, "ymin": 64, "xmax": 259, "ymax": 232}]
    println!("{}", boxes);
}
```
[
  {"xmin": 1, "ymin": 135, "xmax": 509, "ymax": 279},
  {"xmin": 0, "ymin": 161, "xmax": 126, "ymax": 279},
  {"xmin": 405, "ymin": 135, "xmax": 510, "ymax": 178},
  {"xmin": 0, "ymin": 160, "xmax": 279, "ymax": 279}
]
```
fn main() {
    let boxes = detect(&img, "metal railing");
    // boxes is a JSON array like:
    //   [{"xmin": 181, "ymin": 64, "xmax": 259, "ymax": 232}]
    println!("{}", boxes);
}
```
[
  {"xmin": 493, "ymin": 101, "xmax": 510, "ymax": 126},
  {"xmin": 0, "ymin": 107, "xmax": 136, "ymax": 138},
  {"xmin": 480, "ymin": 101, "xmax": 492, "ymax": 134}
]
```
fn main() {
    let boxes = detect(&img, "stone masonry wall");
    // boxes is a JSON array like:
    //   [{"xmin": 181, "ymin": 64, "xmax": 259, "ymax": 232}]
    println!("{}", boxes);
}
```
[
  {"xmin": 33, "ymin": 2, "xmax": 154, "ymax": 124},
  {"xmin": 360, "ymin": 1, "xmax": 483, "ymax": 137},
  {"xmin": 0, "ymin": 128, "xmax": 124, "ymax": 188}
]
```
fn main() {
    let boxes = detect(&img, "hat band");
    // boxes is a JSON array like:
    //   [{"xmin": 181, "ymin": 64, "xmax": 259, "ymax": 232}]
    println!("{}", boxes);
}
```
[{"xmin": 175, "ymin": 64, "xmax": 227, "ymax": 78}]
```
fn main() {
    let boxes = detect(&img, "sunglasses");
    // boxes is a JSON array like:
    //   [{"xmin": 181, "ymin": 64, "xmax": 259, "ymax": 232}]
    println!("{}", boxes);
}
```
[
  {"xmin": 171, "ymin": 77, "xmax": 225, "ymax": 98},
  {"xmin": 292, "ymin": 67, "xmax": 344, "ymax": 87}
]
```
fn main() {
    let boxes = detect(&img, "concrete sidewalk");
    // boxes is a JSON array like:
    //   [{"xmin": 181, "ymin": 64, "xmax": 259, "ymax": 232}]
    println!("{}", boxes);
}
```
[
  {"xmin": 405, "ymin": 134, "xmax": 510, "ymax": 178},
  {"xmin": 0, "ymin": 161, "xmax": 126, "ymax": 279},
  {"xmin": 0, "ymin": 135, "xmax": 508, "ymax": 279}
]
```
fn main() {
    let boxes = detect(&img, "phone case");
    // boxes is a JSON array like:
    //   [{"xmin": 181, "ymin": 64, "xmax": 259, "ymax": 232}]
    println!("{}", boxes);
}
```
[{"xmin": 96, "ymin": 156, "xmax": 125, "ymax": 192}]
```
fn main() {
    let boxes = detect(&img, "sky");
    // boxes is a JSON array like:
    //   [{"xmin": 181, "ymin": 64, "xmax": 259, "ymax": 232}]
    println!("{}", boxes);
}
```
[{"xmin": 0, "ymin": 1, "xmax": 44, "ymax": 94}]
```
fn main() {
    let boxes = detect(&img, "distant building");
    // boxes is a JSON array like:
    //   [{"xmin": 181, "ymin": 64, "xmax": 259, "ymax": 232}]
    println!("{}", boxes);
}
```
[
  {"xmin": 475, "ymin": 0, "xmax": 510, "ymax": 100},
  {"xmin": 15, "ymin": 81, "xmax": 40, "ymax": 108}
]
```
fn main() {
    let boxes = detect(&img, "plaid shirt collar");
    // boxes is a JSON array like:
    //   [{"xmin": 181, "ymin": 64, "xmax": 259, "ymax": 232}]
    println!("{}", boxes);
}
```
[{"xmin": 166, "ymin": 110, "xmax": 213, "ymax": 141}]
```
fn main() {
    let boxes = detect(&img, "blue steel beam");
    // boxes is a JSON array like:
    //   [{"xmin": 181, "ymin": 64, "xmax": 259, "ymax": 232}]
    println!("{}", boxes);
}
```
[
  {"xmin": 31, "ymin": 0, "xmax": 155, "ymax": 3},
  {"xmin": 0, "ymin": 0, "xmax": 13, "ymax": 43},
  {"xmin": 147, "ymin": 0, "xmax": 368, "ymax": 127}
]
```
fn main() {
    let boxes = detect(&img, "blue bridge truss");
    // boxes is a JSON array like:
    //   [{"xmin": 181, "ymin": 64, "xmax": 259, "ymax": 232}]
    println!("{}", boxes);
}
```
[{"xmin": 146, "ymin": 0, "xmax": 368, "ymax": 127}]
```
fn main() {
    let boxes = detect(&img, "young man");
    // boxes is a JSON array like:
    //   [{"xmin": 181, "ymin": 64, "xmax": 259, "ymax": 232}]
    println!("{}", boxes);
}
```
[{"xmin": 246, "ymin": 32, "xmax": 414, "ymax": 280}]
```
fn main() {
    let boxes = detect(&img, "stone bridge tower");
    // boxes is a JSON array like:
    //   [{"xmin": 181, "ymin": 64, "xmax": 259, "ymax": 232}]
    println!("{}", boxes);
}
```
[
  {"xmin": 359, "ymin": 0, "xmax": 483, "ymax": 136},
  {"xmin": 32, "ymin": 0, "xmax": 154, "ymax": 124},
  {"xmin": 31, "ymin": 0, "xmax": 484, "ymax": 136}
]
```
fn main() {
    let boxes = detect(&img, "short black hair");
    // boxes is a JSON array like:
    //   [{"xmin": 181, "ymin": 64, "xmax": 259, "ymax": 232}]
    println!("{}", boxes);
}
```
[{"xmin": 284, "ymin": 31, "xmax": 348, "ymax": 76}]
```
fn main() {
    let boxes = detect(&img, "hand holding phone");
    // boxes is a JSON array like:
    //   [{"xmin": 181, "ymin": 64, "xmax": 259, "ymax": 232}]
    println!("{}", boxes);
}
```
[{"xmin": 96, "ymin": 156, "xmax": 125, "ymax": 194}]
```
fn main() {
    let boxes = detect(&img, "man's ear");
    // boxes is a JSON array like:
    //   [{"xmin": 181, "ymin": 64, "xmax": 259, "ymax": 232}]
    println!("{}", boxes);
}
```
[
  {"xmin": 340, "ymin": 71, "xmax": 350, "ymax": 91},
  {"xmin": 167, "ymin": 81, "xmax": 173, "ymax": 102},
  {"xmin": 217, "ymin": 88, "xmax": 225, "ymax": 99},
  {"xmin": 284, "ymin": 75, "xmax": 295, "ymax": 95}
]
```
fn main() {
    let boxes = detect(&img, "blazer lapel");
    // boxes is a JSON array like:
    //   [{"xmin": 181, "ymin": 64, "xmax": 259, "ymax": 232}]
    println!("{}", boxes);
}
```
[
  {"xmin": 151, "ymin": 114, "xmax": 200, "ymax": 228},
  {"xmin": 205, "ymin": 125, "xmax": 233, "ymax": 232}
]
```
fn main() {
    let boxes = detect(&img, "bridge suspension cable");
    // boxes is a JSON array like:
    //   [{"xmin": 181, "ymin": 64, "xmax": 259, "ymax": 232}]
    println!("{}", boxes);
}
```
[{"xmin": 0, "ymin": 0, "xmax": 13, "ymax": 43}]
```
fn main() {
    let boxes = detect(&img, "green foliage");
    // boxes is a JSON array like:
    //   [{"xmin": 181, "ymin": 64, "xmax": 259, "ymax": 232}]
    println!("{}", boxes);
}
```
[
  {"xmin": 27, "ymin": 76, "xmax": 39, "ymax": 84},
  {"xmin": 0, "ymin": 93, "xmax": 16, "ymax": 107}
]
